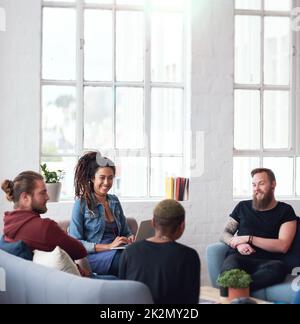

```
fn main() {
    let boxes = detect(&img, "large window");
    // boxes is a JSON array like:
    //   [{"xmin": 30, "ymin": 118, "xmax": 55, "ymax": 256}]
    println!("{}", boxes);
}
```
[
  {"xmin": 41, "ymin": 0, "xmax": 188, "ymax": 200},
  {"xmin": 234, "ymin": 0, "xmax": 300, "ymax": 198}
]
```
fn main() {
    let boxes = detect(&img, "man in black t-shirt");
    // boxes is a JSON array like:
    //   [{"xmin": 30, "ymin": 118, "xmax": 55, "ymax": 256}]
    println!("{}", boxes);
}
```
[
  {"xmin": 119, "ymin": 199, "xmax": 201, "ymax": 304},
  {"xmin": 221, "ymin": 168, "xmax": 298, "ymax": 291}
]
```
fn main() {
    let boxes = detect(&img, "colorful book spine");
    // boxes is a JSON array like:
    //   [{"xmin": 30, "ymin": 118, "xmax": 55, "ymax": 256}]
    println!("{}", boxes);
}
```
[
  {"xmin": 165, "ymin": 177, "xmax": 175, "ymax": 199},
  {"xmin": 165, "ymin": 177, "xmax": 189, "ymax": 201},
  {"xmin": 184, "ymin": 178, "xmax": 189, "ymax": 201},
  {"xmin": 175, "ymin": 178, "xmax": 181, "ymax": 201}
]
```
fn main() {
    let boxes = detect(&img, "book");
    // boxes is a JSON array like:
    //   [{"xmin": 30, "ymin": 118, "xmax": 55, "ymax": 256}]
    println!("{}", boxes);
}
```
[
  {"xmin": 175, "ymin": 177, "xmax": 180, "ymax": 201},
  {"xmin": 165, "ymin": 177, "xmax": 175, "ymax": 199},
  {"xmin": 184, "ymin": 178, "xmax": 189, "ymax": 201},
  {"xmin": 165, "ymin": 176, "xmax": 189, "ymax": 201}
]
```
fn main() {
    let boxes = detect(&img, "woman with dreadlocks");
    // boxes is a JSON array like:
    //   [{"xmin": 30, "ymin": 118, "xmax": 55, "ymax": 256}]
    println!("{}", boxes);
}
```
[{"xmin": 69, "ymin": 151, "xmax": 134, "ymax": 276}]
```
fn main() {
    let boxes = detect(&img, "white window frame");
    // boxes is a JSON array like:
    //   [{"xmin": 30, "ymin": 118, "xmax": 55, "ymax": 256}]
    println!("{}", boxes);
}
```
[
  {"xmin": 233, "ymin": 0, "xmax": 300, "ymax": 199},
  {"xmin": 40, "ymin": 0, "xmax": 188, "ymax": 200}
]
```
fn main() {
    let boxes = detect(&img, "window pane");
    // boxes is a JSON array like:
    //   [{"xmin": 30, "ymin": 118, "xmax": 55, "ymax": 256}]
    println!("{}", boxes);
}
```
[
  {"xmin": 84, "ymin": 10, "xmax": 113, "ymax": 81},
  {"xmin": 235, "ymin": 16, "xmax": 261, "ymax": 84},
  {"xmin": 234, "ymin": 90, "xmax": 260, "ymax": 150},
  {"xmin": 41, "ymin": 157, "xmax": 77, "ymax": 201},
  {"xmin": 264, "ymin": 0, "xmax": 291, "ymax": 11},
  {"xmin": 264, "ymin": 17, "xmax": 290, "ymax": 86},
  {"xmin": 117, "ymin": 0, "xmax": 144, "ymax": 5},
  {"xmin": 233, "ymin": 157, "xmax": 260, "ymax": 197},
  {"xmin": 85, "ymin": 0, "xmax": 113, "ymax": 3},
  {"xmin": 116, "ymin": 88, "xmax": 144, "ymax": 149},
  {"xmin": 84, "ymin": 87, "xmax": 113, "ymax": 150},
  {"xmin": 116, "ymin": 11, "xmax": 144, "ymax": 82},
  {"xmin": 150, "ymin": 0, "xmax": 185, "ymax": 10},
  {"xmin": 235, "ymin": 0, "xmax": 261, "ymax": 10},
  {"xmin": 114, "ymin": 157, "xmax": 147, "ymax": 197},
  {"xmin": 263, "ymin": 157, "xmax": 293, "ymax": 196},
  {"xmin": 264, "ymin": 91, "xmax": 289, "ymax": 149},
  {"xmin": 151, "ymin": 88, "xmax": 183, "ymax": 154},
  {"xmin": 151, "ymin": 157, "xmax": 182, "ymax": 197},
  {"xmin": 42, "ymin": 8, "xmax": 76, "ymax": 80},
  {"xmin": 151, "ymin": 12, "xmax": 183, "ymax": 82},
  {"xmin": 42, "ymin": 86, "xmax": 76, "ymax": 155}
]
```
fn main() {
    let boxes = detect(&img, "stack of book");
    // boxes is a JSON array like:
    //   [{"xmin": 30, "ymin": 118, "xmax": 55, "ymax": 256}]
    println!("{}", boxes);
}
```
[{"xmin": 165, "ymin": 177, "xmax": 189, "ymax": 201}]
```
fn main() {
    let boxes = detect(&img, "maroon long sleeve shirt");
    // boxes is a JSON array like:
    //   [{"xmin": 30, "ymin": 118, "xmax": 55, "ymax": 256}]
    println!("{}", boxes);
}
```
[{"xmin": 3, "ymin": 210, "xmax": 87, "ymax": 261}]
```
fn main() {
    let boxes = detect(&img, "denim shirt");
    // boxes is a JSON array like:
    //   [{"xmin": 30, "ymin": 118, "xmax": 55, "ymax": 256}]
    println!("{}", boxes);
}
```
[{"xmin": 69, "ymin": 194, "xmax": 132, "ymax": 254}]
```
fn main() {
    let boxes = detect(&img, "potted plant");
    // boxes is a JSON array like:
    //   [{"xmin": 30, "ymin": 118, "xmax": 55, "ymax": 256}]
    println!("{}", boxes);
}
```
[
  {"xmin": 217, "ymin": 269, "xmax": 253, "ymax": 303},
  {"xmin": 40, "ymin": 163, "xmax": 63, "ymax": 202}
]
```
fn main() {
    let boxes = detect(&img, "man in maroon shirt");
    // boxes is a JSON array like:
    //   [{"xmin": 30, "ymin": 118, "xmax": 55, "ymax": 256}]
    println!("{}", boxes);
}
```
[{"xmin": 1, "ymin": 171, "xmax": 87, "ymax": 261}]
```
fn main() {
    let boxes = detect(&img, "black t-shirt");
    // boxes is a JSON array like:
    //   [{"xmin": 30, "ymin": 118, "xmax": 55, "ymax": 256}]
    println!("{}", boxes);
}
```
[
  {"xmin": 229, "ymin": 201, "xmax": 298, "ymax": 259},
  {"xmin": 118, "ymin": 240, "xmax": 200, "ymax": 304}
]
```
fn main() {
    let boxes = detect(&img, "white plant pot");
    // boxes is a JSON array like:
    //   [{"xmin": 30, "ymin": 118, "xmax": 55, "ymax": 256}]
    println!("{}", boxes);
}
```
[{"xmin": 46, "ymin": 183, "xmax": 62, "ymax": 202}]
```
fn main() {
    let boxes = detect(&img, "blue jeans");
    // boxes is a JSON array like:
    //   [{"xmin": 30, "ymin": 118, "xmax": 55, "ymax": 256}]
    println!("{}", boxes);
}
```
[
  {"xmin": 221, "ymin": 253, "xmax": 288, "ymax": 292},
  {"xmin": 109, "ymin": 250, "xmax": 123, "ymax": 277}
]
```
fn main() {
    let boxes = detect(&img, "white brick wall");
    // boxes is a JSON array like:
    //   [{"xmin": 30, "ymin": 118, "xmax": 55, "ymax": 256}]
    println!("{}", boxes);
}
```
[
  {"xmin": 188, "ymin": 0, "xmax": 234, "ymax": 284},
  {"xmin": 0, "ymin": 0, "xmax": 41, "ymax": 236}
]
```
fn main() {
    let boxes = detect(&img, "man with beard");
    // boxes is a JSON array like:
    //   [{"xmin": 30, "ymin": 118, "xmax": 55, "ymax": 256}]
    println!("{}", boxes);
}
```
[
  {"xmin": 1, "ymin": 171, "xmax": 87, "ymax": 261},
  {"xmin": 220, "ymin": 168, "xmax": 298, "ymax": 291}
]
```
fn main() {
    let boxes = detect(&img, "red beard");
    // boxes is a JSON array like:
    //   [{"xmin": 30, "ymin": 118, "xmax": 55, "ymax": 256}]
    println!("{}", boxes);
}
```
[{"xmin": 252, "ymin": 189, "xmax": 274, "ymax": 211}]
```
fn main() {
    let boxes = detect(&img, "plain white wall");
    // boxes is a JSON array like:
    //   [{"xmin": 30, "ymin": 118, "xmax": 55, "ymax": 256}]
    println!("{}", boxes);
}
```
[{"xmin": 1, "ymin": 0, "xmax": 300, "ymax": 285}]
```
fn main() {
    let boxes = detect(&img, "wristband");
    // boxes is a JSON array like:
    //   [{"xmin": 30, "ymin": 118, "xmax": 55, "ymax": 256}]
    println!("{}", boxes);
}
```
[{"xmin": 248, "ymin": 236, "xmax": 253, "ymax": 245}]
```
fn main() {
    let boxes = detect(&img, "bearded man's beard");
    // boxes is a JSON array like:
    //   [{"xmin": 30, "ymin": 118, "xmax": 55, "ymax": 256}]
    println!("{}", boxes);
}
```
[
  {"xmin": 252, "ymin": 189, "xmax": 274, "ymax": 211},
  {"xmin": 32, "ymin": 200, "xmax": 48, "ymax": 214}
]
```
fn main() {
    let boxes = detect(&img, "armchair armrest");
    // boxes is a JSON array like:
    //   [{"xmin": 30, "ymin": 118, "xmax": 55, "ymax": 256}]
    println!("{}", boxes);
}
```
[
  {"xmin": 206, "ymin": 243, "xmax": 230, "ymax": 288},
  {"xmin": 126, "ymin": 218, "xmax": 138, "ymax": 236}
]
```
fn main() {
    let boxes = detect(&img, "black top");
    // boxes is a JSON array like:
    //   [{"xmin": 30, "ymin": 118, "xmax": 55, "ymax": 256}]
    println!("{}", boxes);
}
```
[
  {"xmin": 118, "ymin": 240, "xmax": 200, "ymax": 304},
  {"xmin": 229, "ymin": 200, "xmax": 298, "ymax": 259}
]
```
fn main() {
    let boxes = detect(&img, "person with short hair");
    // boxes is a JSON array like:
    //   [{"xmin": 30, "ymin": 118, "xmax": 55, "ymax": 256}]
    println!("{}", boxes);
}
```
[
  {"xmin": 69, "ymin": 151, "xmax": 134, "ymax": 277},
  {"xmin": 1, "ymin": 171, "xmax": 87, "ymax": 261},
  {"xmin": 119, "ymin": 199, "xmax": 201, "ymax": 304},
  {"xmin": 221, "ymin": 168, "xmax": 298, "ymax": 291}
]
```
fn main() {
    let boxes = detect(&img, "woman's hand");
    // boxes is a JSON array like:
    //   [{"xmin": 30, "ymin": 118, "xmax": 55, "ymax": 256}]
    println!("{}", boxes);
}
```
[
  {"xmin": 127, "ymin": 235, "xmax": 135, "ymax": 244},
  {"xmin": 109, "ymin": 236, "xmax": 129, "ymax": 249},
  {"xmin": 237, "ymin": 243, "xmax": 256, "ymax": 256}
]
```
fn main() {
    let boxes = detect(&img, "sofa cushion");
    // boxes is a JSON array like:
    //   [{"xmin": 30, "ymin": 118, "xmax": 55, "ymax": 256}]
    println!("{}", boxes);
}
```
[
  {"xmin": 33, "ymin": 246, "xmax": 81, "ymax": 276},
  {"xmin": 282, "ymin": 218, "xmax": 300, "ymax": 271},
  {"xmin": 0, "ymin": 236, "xmax": 33, "ymax": 260}
]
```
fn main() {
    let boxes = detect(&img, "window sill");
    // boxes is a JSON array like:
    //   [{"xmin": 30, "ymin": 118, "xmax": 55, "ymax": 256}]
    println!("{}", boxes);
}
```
[{"xmin": 48, "ymin": 199, "xmax": 191, "ymax": 205}]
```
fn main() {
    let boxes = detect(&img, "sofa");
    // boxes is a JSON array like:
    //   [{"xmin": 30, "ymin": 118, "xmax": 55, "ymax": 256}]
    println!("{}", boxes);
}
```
[
  {"xmin": 0, "ymin": 249, "xmax": 153, "ymax": 304},
  {"xmin": 206, "ymin": 242, "xmax": 299, "ymax": 304},
  {"xmin": 0, "ymin": 217, "xmax": 154, "ymax": 304}
]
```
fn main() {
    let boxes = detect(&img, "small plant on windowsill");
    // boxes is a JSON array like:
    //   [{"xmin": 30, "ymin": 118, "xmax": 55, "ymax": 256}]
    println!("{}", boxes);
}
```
[
  {"xmin": 41, "ymin": 163, "xmax": 63, "ymax": 202},
  {"xmin": 217, "ymin": 269, "xmax": 253, "ymax": 303}
]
